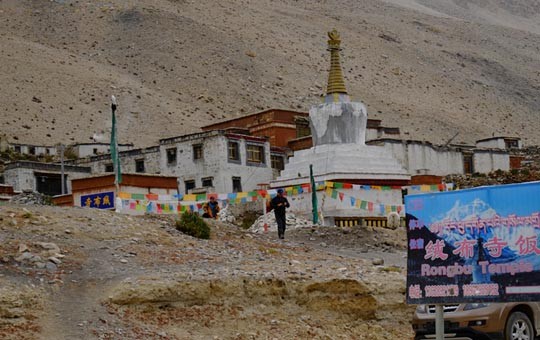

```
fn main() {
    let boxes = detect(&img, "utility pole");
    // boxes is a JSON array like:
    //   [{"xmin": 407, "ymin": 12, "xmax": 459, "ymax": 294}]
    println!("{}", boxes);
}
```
[{"xmin": 60, "ymin": 144, "xmax": 65, "ymax": 195}]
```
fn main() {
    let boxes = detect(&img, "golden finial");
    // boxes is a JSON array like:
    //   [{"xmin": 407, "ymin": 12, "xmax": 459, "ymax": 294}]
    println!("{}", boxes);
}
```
[{"xmin": 325, "ymin": 29, "xmax": 348, "ymax": 99}]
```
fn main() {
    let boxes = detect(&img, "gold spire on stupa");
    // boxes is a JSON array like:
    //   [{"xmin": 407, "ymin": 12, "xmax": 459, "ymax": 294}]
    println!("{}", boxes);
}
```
[{"xmin": 326, "ymin": 29, "xmax": 348, "ymax": 97}]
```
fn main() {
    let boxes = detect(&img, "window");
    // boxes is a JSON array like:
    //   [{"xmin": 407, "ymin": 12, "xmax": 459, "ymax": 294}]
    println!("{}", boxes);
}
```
[
  {"xmin": 166, "ymin": 147, "xmax": 177, "ymax": 165},
  {"xmin": 271, "ymin": 155, "xmax": 285, "ymax": 171},
  {"xmin": 193, "ymin": 144, "xmax": 203, "ymax": 160},
  {"xmin": 296, "ymin": 124, "xmax": 311, "ymax": 138},
  {"xmin": 232, "ymin": 177, "xmax": 242, "ymax": 192},
  {"xmin": 29, "ymin": 146, "xmax": 36, "ymax": 155},
  {"xmin": 135, "ymin": 159, "xmax": 145, "ymax": 173},
  {"xmin": 14, "ymin": 146, "xmax": 21, "ymax": 153},
  {"xmin": 228, "ymin": 141, "xmax": 240, "ymax": 161},
  {"xmin": 295, "ymin": 116, "xmax": 311, "ymax": 138},
  {"xmin": 185, "ymin": 180, "xmax": 196, "ymax": 193},
  {"xmin": 505, "ymin": 140, "xmax": 518, "ymax": 149},
  {"xmin": 93, "ymin": 148, "xmax": 98, "ymax": 155},
  {"xmin": 202, "ymin": 177, "xmax": 213, "ymax": 188},
  {"xmin": 247, "ymin": 144, "xmax": 264, "ymax": 164},
  {"xmin": 105, "ymin": 163, "xmax": 114, "ymax": 172}
]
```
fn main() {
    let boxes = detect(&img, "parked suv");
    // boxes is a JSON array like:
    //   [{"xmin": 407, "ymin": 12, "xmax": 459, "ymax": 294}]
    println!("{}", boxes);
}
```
[{"xmin": 412, "ymin": 302, "xmax": 540, "ymax": 340}]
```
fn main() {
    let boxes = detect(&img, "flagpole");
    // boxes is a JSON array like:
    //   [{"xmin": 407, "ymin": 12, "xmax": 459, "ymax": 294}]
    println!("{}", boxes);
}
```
[{"xmin": 110, "ymin": 95, "xmax": 122, "ymax": 214}]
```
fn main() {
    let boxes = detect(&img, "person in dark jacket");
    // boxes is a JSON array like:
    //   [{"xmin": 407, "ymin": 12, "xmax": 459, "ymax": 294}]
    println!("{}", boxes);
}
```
[
  {"xmin": 271, "ymin": 188, "xmax": 290, "ymax": 239},
  {"xmin": 203, "ymin": 196, "xmax": 220, "ymax": 219}
]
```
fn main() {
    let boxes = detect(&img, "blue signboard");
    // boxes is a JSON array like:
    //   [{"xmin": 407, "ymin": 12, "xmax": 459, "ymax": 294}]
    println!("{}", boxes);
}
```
[
  {"xmin": 81, "ymin": 192, "xmax": 115, "ymax": 210},
  {"xmin": 406, "ymin": 181, "xmax": 540, "ymax": 304}
]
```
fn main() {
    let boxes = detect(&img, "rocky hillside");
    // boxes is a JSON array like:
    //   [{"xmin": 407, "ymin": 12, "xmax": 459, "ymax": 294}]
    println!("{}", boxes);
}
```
[
  {"xmin": 1, "ymin": 0, "xmax": 539, "ymax": 147},
  {"xmin": 0, "ymin": 203, "xmax": 412, "ymax": 339}
]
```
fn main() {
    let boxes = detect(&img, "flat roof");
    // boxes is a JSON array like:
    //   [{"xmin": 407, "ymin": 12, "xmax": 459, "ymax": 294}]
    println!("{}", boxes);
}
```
[{"xmin": 201, "ymin": 108, "xmax": 308, "ymax": 129}]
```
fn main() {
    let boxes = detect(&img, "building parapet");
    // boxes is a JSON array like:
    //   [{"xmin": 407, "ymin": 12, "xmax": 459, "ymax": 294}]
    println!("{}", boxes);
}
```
[
  {"xmin": 159, "ymin": 130, "xmax": 223, "ymax": 145},
  {"xmin": 5, "ymin": 161, "xmax": 91, "ymax": 173}
]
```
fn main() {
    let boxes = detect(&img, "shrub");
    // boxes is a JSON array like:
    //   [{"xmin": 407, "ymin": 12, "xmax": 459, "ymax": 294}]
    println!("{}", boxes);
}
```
[
  {"xmin": 175, "ymin": 212, "xmax": 210, "ymax": 239},
  {"xmin": 240, "ymin": 211, "xmax": 260, "ymax": 230}
]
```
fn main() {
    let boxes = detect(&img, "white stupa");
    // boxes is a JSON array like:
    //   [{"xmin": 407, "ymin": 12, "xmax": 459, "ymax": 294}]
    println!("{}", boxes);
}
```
[{"xmin": 272, "ymin": 29, "xmax": 410, "ymax": 188}]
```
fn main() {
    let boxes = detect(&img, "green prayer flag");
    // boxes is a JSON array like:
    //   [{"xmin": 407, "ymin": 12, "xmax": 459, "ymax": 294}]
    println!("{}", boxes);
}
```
[
  {"xmin": 360, "ymin": 200, "xmax": 367, "ymax": 209},
  {"xmin": 310, "ymin": 164, "xmax": 318, "ymax": 224}
]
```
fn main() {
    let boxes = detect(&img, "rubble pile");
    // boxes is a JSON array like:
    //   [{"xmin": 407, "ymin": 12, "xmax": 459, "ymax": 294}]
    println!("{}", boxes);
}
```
[
  {"xmin": 217, "ymin": 206, "xmax": 236, "ymax": 224},
  {"xmin": 446, "ymin": 167, "xmax": 540, "ymax": 189},
  {"xmin": 10, "ymin": 191, "xmax": 52, "ymax": 205},
  {"xmin": 12, "ymin": 242, "xmax": 65, "ymax": 272},
  {"xmin": 248, "ymin": 212, "xmax": 315, "ymax": 233}
]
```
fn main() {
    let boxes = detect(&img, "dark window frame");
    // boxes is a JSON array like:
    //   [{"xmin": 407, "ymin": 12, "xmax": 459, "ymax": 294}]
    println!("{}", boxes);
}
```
[
  {"xmin": 185, "ymin": 180, "xmax": 196, "ymax": 193},
  {"xmin": 193, "ymin": 144, "xmax": 203, "ymax": 161},
  {"xmin": 135, "ymin": 159, "xmax": 145, "ymax": 173},
  {"xmin": 166, "ymin": 147, "xmax": 177, "ymax": 165},
  {"xmin": 105, "ymin": 163, "xmax": 114, "ymax": 172},
  {"xmin": 232, "ymin": 177, "xmax": 242, "ymax": 192},
  {"xmin": 246, "ymin": 143, "xmax": 265, "ymax": 166},
  {"xmin": 271, "ymin": 154, "xmax": 285, "ymax": 171},
  {"xmin": 228, "ymin": 141, "xmax": 240, "ymax": 163},
  {"xmin": 202, "ymin": 177, "xmax": 213, "ymax": 188}
]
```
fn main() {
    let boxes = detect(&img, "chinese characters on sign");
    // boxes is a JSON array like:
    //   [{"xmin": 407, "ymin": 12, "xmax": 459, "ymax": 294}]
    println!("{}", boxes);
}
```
[
  {"xmin": 81, "ymin": 192, "xmax": 115, "ymax": 210},
  {"xmin": 406, "ymin": 181, "xmax": 540, "ymax": 304}
]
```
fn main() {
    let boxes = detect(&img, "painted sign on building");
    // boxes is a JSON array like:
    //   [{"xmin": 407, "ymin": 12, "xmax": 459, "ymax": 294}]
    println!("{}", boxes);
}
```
[
  {"xmin": 406, "ymin": 181, "xmax": 540, "ymax": 304},
  {"xmin": 81, "ymin": 191, "xmax": 115, "ymax": 210}
]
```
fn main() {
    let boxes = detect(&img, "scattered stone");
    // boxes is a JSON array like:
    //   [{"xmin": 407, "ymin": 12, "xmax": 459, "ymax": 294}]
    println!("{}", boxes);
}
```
[
  {"xmin": 45, "ymin": 262, "xmax": 57, "ymax": 271},
  {"xmin": 35, "ymin": 242, "xmax": 61, "ymax": 253},
  {"xmin": 10, "ymin": 192, "xmax": 52, "ymax": 205},
  {"xmin": 18, "ymin": 244, "xmax": 29, "ymax": 253},
  {"xmin": 48, "ymin": 257, "xmax": 62, "ymax": 265},
  {"xmin": 217, "ymin": 207, "xmax": 236, "ymax": 224},
  {"xmin": 372, "ymin": 258, "xmax": 384, "ymax": 266},
  {"xmin": 15, "ymin": 252, "xmax": 34, "ymax": 262},
  {"xmin": 248, "ymin": 212, "xmax": 314, "ymax": 233}
]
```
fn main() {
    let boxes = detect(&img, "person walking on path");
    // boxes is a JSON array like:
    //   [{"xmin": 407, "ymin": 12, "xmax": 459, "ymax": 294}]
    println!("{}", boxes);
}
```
[{"xmin": 271, "ymin": 189, "xmax": 290, "ymax": 239}]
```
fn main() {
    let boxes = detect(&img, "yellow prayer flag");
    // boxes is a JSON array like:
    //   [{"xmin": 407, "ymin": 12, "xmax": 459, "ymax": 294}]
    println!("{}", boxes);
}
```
[
  {"xmin": 183, "ymin": 194, "xmax": 197, "ymax": 201},
  {"xmin": 119, "ymin": 192, "xmax": 131, "ymax": 199}
]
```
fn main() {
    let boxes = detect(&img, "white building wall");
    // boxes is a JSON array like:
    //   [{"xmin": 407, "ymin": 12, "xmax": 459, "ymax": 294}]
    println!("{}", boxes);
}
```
[
  {"xmin": 365, "ymin": 127, "xmax": 380, "ymax": 142},
  {"xmin": 474, "ymin": 151, "xmax": 509, "ymax": 173},
  {"xmin": 10, "ymin": 144, "xmax": 57, "ymax": 156},
  {"xmin": 74, "ymin": 147, "xmax": 160, "ymax": 175},
  {"xmin": 4, "ymin": 166, "xmax": 89, "ymax": 193},
  {"xmin": 120, "ymin": 148, "xmax": 161, "ymax": 174},
  {"xmin": 160, "ymin": 133, "xmax": 273, "ymax": 195},
  {"xmin": 74, "ymin": 144, "xmax": 134, "ymax": 158},
  {"xmin": 381, "ymin": 141, "xmax": 464, "ymax": 176},
  {"xmin": 476, "ymin": 139, "xmax": 505, "ymax": 149},
  {"xmin": 4, "ymin": 168, "xmax": 34, "ymax": 192},
  {"xmin": 287, "ymin": 189, "xmax": 403, "ymax": 220}
]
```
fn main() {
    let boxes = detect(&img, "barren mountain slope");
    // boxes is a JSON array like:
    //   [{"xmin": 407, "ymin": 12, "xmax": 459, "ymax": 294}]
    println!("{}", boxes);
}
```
[{"xmin": 1, "ymin": 0, "xmax": 539, "ymax": 147}]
